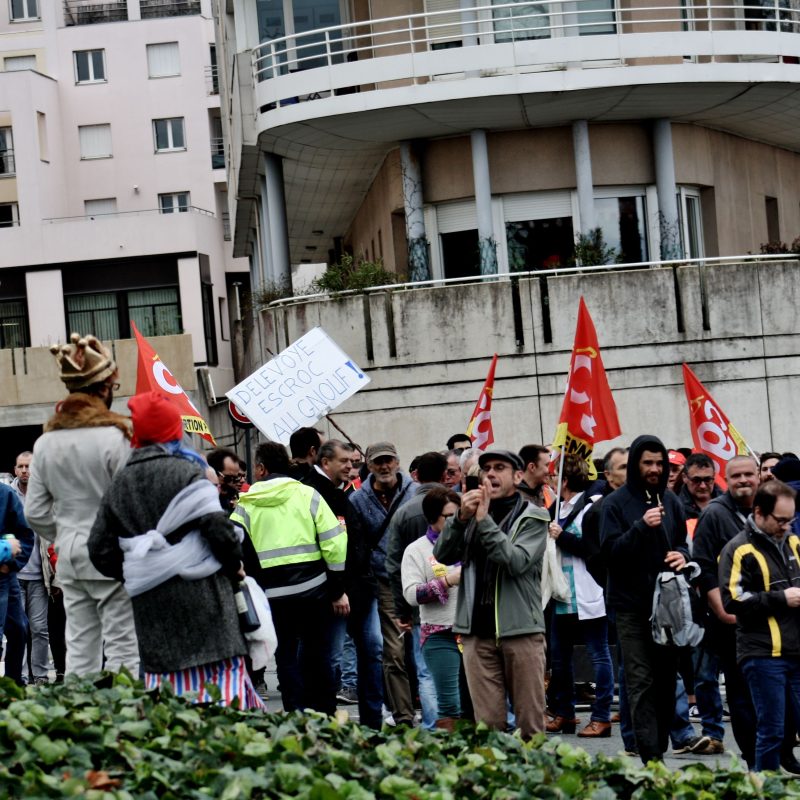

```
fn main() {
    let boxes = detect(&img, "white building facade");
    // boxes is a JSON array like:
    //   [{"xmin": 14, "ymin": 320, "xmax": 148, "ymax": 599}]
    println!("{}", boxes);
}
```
[{"xmin": 0, "ymin": 0, "xmax": 249, "ymax": 463}]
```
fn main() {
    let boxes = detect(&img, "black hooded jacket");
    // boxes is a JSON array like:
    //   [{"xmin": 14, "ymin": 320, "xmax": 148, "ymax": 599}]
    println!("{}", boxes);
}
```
[{"xmin": 600, "ymin": 434, "xmax": 688, "ymax": 611}]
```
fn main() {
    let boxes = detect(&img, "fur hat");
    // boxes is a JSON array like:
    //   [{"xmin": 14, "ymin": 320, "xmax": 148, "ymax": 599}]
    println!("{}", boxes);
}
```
[{"xmin": 50, "ymin": 332, "xmax": 118, "ymax": 391}]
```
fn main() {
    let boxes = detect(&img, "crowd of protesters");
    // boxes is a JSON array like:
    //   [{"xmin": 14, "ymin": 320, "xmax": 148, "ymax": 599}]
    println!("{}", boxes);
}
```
[{"xmin": 3, "ymin": 331, "xmax": 800, "ymax": 773}]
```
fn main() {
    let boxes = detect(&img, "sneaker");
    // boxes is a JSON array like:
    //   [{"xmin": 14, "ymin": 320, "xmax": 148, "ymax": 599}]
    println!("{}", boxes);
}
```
[
  {"xmin": 693, "ymin": 738, "xmax": 724, "ymax": 755},
  {"xmin": 673, "ymin": 735, "xmax": 710, "ymax": 755},
  {"xmin": 33, "ymin": 677, "xmax": 49, "ymax": 687},
  {"xmin": 688, "ymin": 704, "xmax": 701, "ymax": 721},
  {"xmin": 336, "ymin": 687, "xmax": 358, "ymax": 704},
  {"xmin": 780, "ymin": 757, "xmax": 800, "ymax": 776}
]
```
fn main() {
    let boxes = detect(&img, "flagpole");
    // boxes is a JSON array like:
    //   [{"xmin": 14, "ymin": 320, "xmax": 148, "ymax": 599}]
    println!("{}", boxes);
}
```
[{"xmin": 553, "ymin": 449, "xmax": 565, "ymax": 524}]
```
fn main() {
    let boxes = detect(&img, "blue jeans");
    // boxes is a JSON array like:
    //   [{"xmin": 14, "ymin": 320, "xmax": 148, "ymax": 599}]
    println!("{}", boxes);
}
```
[
  {"xmin": 412, "ymin": 624, "xmax": 437, "ymax": 730},
  {"xmin": 0, "ymin": 575, "xmax": 29, "ymax": 685},
  {"xmin": 422, "ymin": 631, "xmax": 462, "ymax": 718},
  {"xmin": 741, "ymin": 656, "xmax": 800, "ymax": 772},
  {"xmin": 671, "ymin": 675, "xmax": 697, "ymax": 748},
  {"xmin": 331, "ymin": 597, "xmax": 384, "ymax": 729},
  {"xmin": 550, "ymin": 614, "xmax": 614, "ymax": 722},
  {"xmin": 336, "ymin": 633, "xmax": 358, "ymax": 690},
  {"xmin": 693, "ymin": 643, "xmax": 725, "ymax": 742}
]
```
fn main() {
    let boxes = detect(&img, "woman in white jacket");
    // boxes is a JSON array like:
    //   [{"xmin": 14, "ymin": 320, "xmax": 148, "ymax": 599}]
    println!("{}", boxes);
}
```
[{"xmin": 401, "ymin": 487, "xmax": 465, "ymax": 731}]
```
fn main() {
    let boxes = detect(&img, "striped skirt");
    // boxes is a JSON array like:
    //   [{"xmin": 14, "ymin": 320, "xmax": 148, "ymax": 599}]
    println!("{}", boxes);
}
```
[{"xmin": 144, "ymin": 655, "xmax": 265, "ymax": 710}]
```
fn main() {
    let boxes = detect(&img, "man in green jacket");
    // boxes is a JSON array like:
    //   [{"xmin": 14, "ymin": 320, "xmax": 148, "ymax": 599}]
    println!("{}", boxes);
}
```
[{"xmin": 433, "ymin": 448, "xmax": 548, "ymax": 737}]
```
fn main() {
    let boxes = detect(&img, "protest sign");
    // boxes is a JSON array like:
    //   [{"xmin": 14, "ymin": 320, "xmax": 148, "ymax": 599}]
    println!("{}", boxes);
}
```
[{"xmin": 226, "ymin": 327, "xmax": 370, "ymax": 444}]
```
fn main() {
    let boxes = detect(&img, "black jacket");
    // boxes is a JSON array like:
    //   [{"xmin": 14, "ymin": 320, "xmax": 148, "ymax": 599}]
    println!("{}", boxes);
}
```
[
  {"xmin": 693, "ymin": 491, "xmax": 749, "ymax": 596},
  {"xmin": 719, "ymin": 518, "xmax": 800, "ymax": 663},
  {"xmin": 600, "ymin": 435, "xmax": 688, "ymax": 612},
  {"xmin": 385, "ymin": 483, "xmax": 444, "ymax": 621},
  {"xmin": 302, "ymin": 467, "xmax": 376, "ymax": 606},
  {"xmin": 679, "ymin": 483, "xmax": 722, "ymax": 521}
]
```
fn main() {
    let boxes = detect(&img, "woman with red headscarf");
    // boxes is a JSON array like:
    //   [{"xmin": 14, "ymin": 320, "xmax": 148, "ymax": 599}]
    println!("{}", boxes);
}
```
[{"xmin": 88, "ymin": 391, "xmax": 262, "ymax": 708}]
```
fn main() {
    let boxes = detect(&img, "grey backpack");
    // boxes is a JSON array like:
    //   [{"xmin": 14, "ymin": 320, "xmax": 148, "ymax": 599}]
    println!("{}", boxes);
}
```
[{"xmin": 651, "ymin": 563, "xmax": 704, "ymax": 648}]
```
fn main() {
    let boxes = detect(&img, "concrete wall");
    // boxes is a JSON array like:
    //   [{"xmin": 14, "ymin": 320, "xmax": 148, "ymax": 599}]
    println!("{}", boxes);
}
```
[
  {"xmin": 343, "ymin": 122, "xmax": 800, "ymax": 277},
  {"xmin": 244, "ymin": 260, "xmax": 800, "ymax": 467}
]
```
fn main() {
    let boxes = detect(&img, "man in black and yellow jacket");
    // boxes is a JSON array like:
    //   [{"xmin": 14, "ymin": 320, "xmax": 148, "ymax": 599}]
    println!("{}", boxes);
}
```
[
  {"xmin": 231, "ymin": 441, "xmax": 347, "ymax": 715},
  {"xmin": 719, "ymin": 479, "xmax": 800, "ymax": 772}
]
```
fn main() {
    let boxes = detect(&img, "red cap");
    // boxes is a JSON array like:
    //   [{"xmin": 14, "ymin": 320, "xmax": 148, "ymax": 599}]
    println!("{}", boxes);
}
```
[
  {"xmin": 668, "ymin": 450, "xmax": 686, "ymax": 467},
  {"xmin": 128, "ymin": 391, "xmax": 183, "ymax": 448}
]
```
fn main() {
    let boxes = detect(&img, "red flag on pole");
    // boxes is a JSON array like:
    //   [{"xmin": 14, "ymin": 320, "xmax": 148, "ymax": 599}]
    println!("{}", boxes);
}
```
[
  {"xmin": 682, "ymin": 363, "xmax": 753, "ymax": 490},
  {"xmin": 132, "ymin": 321, "xmax": 216, "ymax": 445},
  {"xmin": 466, "ymin": 353, "xmax": 498, "ymax": 451},
  {"xmin": 552, "ymin": 297, "xmax": 620, "ymax": 464}
]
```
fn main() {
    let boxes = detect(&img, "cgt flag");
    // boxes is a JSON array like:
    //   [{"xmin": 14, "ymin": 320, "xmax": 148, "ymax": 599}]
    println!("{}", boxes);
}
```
[
  {"xmin": 552, "ymin": 297, "xmax": 620, "ymax": 467},
  {"xmin": 132, "ymin": 321, "xmax": 216, "ymax": 445},
  {"xmin": 682, "ymin": 363, "xmax": 753, "ymax": 490},
  {"xmin": 466, "ymin": 353, "xmax": 498, "ymax": 451}
]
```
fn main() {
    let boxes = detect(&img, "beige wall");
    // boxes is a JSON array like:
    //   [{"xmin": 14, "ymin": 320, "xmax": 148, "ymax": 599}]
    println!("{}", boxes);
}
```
[
  {"xmin": 344, "ymin": 122, "xmax": 800, "ymax": 274},
  {"xmin": 346, "ymin": 148, "xmax": 404, "ymax": 270},
  {"xmin": 673, "ymin": 125, "xmax": 800, "ymax": 254}
]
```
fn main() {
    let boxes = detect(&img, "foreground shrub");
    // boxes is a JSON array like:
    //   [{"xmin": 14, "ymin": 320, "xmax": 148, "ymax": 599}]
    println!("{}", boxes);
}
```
[{"xmin": 0, "ymin": 674, "xmax": 796, "ymax": 798}]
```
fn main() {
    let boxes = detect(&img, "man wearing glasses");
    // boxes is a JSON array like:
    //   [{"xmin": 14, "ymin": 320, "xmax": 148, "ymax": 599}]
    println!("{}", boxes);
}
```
[
  {"xmin": 207, "ymin": 448, "xmax": 245, "ymax": 513},
  {"xmin": 678, "ymin": 453, "xmax": 721, "ymax": 523},
  {"xmin": 719, "ymin": 479, "xmax": 800, "ymax": 772},
  {"xmin": 692, "ymin": 455, "xmax": 798, "ymax": 769}
]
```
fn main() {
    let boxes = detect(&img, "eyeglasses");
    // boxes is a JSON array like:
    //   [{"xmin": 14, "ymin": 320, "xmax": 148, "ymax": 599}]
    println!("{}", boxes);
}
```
[
  {"xmin": 220, "ymin": 472, "xmax": 244, "ymax": 484},
  {"xmin": 688, "ymin": 475, "xmax": 715, "ymax": 485},
  {"xmin": 768, "ymin": 513, "xmax": 797, "ymax": 528},
  {"xmin": 110, "ymin": 382, "xmax": 121, "ymax": 391}
]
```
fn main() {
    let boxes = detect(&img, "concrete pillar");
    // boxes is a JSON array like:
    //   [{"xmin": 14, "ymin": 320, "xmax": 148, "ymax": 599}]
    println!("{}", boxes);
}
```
[
  {"xmin": 258, "ymin": 176, "xmax": 273, "ymax": 287},
  {"xmin": 264, "ymin": 153, "xmax": 292, "ymax": 291},
  {"xmin": 572, "ymin": 120, "xmax": 595, "ymax": 234},
  {"xmin": 470, "ymin": 129, "xmax": 497, "ymax": 275},
  {"xmin": 26, "ymin": 271, "xmax": 66, "ymax": 347},
  {"xmin": 126, "ymin": 0, "xmax": 140, "ymax": 21},
  {"xmin": 177, "ymin": 256, "xmax": 207, "ymax": 364},
  {"xmin": 460, "ymin": 0, "xmax": 478, "ymax": 47},
  {"xmin": 653, "ymin": 119, "xmax": 681, "ymax": 260},
  {"xmin": 400, "ymin": 141, "xmax": 430, "ymax": 282}
]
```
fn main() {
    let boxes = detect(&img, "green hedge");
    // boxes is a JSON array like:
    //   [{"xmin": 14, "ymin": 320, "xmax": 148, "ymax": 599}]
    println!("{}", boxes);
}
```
[{"xmin": 0, "ymin": 674, "xmax": 796, "ymax": 799}]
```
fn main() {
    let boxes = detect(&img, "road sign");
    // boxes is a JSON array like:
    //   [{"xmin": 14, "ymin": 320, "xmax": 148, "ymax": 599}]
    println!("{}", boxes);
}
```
[{"xmin": 228, "ymin": 400, "xmax": 254, "ymax": 429}]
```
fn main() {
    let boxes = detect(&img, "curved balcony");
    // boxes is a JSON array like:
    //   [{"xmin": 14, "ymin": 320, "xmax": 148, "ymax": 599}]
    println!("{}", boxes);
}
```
[{"xmin": 251, "ymin": 1, "xmax": 800, "ymax": 139}]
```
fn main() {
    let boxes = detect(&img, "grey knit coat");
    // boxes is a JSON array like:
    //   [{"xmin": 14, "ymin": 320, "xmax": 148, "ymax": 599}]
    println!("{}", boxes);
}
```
[{"xmin": 88, "ymin": 446, "xmax": 247, "ymax": 673}]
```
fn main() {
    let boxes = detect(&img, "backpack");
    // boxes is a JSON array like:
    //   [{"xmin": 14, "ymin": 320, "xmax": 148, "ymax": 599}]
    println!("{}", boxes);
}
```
[{"xmin": 650, "ymin": 563, "xmax": 704, "ymax": 648}]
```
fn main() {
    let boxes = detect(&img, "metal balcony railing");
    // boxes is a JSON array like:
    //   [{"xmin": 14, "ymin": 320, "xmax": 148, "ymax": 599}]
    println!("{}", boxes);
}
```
[
  {"xmin": 253, "ymin": 0, "xmax": 800, "ymax": 92},
  {"xmin": 205, "ymin": 64, "xmax": 220, "ymax": 95},
  {"xmin": 140, "ymin": 0, "xmax": 201, "ymax": 19},
  {"xmin": 222, "ymin": 212, "xmax": 231, "ymax": 241},
  {"xmin": 42, "ymin": 206, "xmax": 215, "ymax": 223},
  {"xmin": 0, "ymin": 150, "xmax": 15, "ymax": 177},
  {"xmin": 63, "ymin": 0, "xmax": 127, "ymax": 25},
  {"xmin": 211, "ymin": 137, "xmax": 225, "ymax": 170}
]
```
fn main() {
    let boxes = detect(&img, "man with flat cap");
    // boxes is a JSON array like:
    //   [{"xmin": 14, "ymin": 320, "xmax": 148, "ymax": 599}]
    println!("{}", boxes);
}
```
[
  {"xmin": 25, "ymin": 333, "xmax": 139, "ymax": 677},
  {"xmin": 433, "ymin": 448, "xmax": 549, "ymax": 737}
]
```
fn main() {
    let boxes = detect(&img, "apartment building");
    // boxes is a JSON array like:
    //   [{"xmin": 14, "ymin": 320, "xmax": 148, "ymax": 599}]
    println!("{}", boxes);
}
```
[
  {"xmin": 0, "ymin": 0, "xmax": 249, "ymax": 465},
  {"xmin": 217, "ymin": 0, "xmax": 800, "ymax": 287}
]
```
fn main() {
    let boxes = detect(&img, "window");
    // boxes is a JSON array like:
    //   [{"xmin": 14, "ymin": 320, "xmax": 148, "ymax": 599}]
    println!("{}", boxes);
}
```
[
  {"xmin": 147, "ymin": 42, "xmax": 180, "ymax": 78},
  {"xmin": 159, "ymin": 192, "xmax": 189, "ymax": 213},
  {"xmin": 0, "ymin": 203, "xmax": 20, "ymax": 227},
  {"xmin": 506, "ymin": 217, "xmax": 574, "ymax": 270},
  {"xmin": 153, "ymin": 118, "xmax": 185, "ymax": 152},
  {"xmin": 9, "ymin": 0, "xmax": 38, "ymax": 21},
  {"xmin": 66, "ymin": 287, "xmax": 181, "ymax": 340},
  {"xmin": 36, "ymin": 111, "xmax": 47, "ymax": 161},
  {"xmin": 0, "ymin": 299, "xmax": 29, "ymax": 349},
  {"xmin": 492, "ymin": 0, "xmax": 550, "ymax": 42},
  {"xmin": 0, "ymin": 128, "xmax": 14, "ymax": 176},
  {"xmin": 74, "ymin": 50, "xmax": 106, "ymax": 83},
  {"xmin": 595, "ymin": 195, "xmax": 648, "ymax": 263},
  {"xmin": 84, "ymin": 198, "xmax": 117, "ymax": 216},
  {"xmin": 129, "ymin": 288, "xmax": 181, "ymax": 337},
  {"xmin": 78, "ymin": 123, "xmax": 112, "ymax": 159},
  {"xmin": 4, "ymin": 55, "xmax": 36, "ymax": 71},
  {"xmin": 201, "ymin": 283, "xmax": 218, "ymax": 365},
  {"xmin": 676, "ymin": 188, "xmax": 704, "ymax": 259},
  {"xmin": 765, "ymin": 196, "xmax": 780, "ymax": 244}
]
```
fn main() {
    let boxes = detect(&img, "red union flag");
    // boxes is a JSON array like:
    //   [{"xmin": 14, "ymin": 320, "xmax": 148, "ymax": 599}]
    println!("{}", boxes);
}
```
[
  {"xmin": 682, "ymin": 363, "xmax": 753, "ymax": 490},
  {"xmin": 466, "ymin": 354, "xmax": 498, "ymax": 451},
  {"xmin": 552, "ymin": 298, "xmax": 620, "ymax": 463},
  {"xmin": 132, "ymin": 321, "xmax": 216, "ymax": 445}
]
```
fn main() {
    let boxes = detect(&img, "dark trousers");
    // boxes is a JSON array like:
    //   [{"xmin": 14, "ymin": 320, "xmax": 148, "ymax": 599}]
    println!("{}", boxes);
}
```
[
  {"xmin": 0, "ymin": 576, "xmax": 29, "ymax": 685},
  {"xmin": 271, "ymin": 595, "xmax": 336, "ymax": 716},
  {"xmin": 48, "ymin": 589, "xmax": 67, "ymax": 679},
  {"xmin": 716, "ymin": 626, "xmax": 757, "ymax": 767},
  {"xmin": 616, "ymin": 611, "xmax": 678, "ymax": 763}
]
